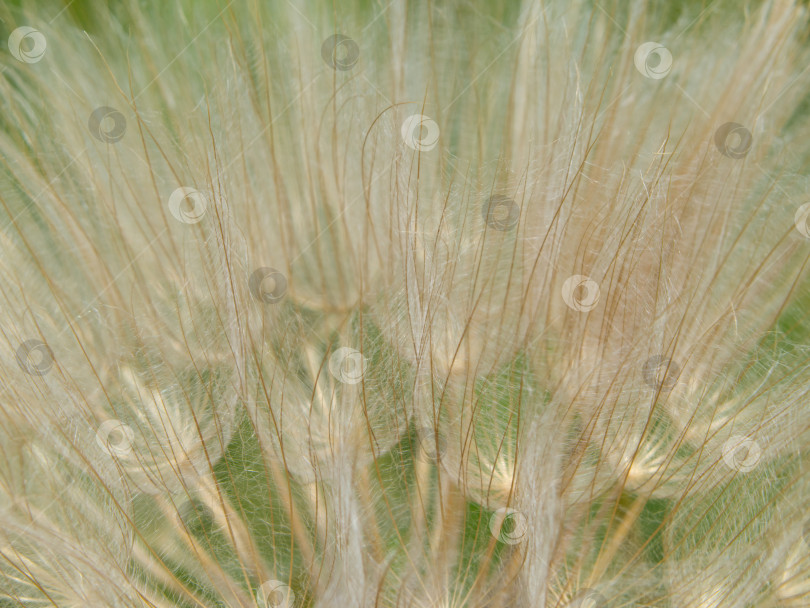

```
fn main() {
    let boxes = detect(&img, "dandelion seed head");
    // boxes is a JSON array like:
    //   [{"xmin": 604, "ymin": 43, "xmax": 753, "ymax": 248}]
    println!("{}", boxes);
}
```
[{"xmin": 1, "ymin": 0, "xmax": 810, "ymax": 606}]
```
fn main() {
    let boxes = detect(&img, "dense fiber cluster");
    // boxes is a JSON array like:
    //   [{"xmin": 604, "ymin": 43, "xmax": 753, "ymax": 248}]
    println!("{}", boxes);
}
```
[{"xmin": 1, "ymin": 1, "xmax": 810, "ymax": 606}]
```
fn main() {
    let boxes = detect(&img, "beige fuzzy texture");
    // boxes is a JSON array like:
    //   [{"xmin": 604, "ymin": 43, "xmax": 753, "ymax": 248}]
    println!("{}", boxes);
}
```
[{"xmin": 0, "ymin": 0, "xmax": 809, "ymax": 606}]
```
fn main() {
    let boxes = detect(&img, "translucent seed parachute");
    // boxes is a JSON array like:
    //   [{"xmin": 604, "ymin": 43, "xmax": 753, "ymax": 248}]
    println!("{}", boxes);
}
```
[{"xmin": 1, "ymin": 1, "xmax": 810, "ymax": 607}]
